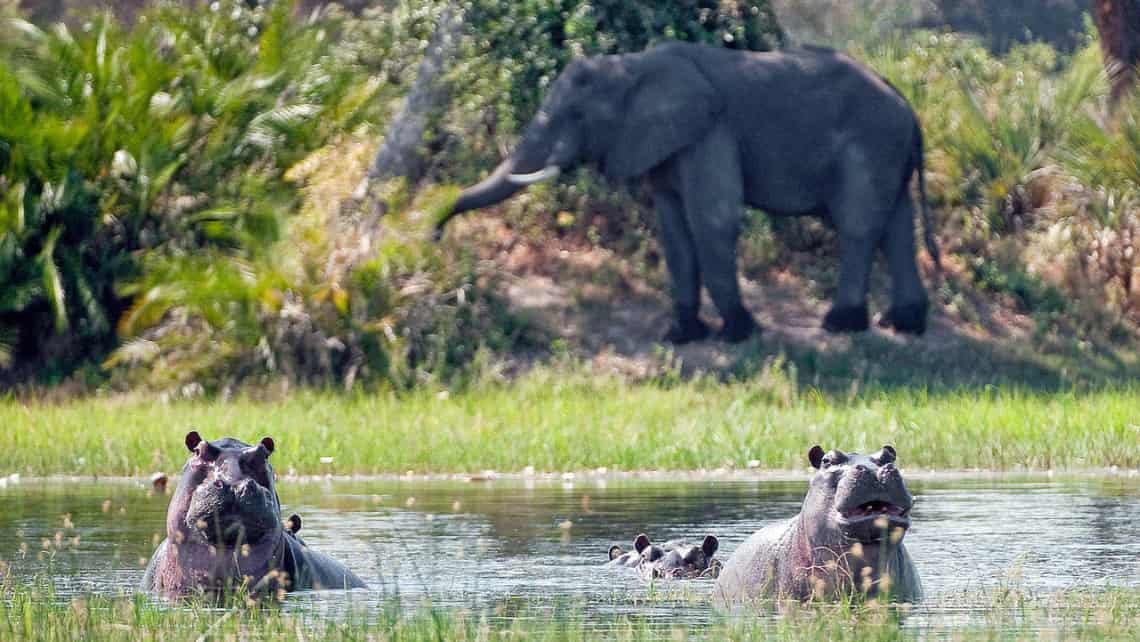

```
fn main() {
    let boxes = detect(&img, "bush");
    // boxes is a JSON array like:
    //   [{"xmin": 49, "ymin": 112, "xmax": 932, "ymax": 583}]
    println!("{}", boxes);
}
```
[
  {"xmin": 0, "ymin": 0, "xmax": 386, "ymax": 382},
  {"xmin": 857, "ymin": 27, "xmax": 1140, "ymax": 331}
]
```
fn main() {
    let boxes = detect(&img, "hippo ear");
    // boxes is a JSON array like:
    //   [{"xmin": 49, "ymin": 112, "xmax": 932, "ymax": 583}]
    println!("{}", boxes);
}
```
[
  {"xmin": 260, "ymin": 437, "xmax": 275, "ymax": 456},
  {"xmin": 185, "ymin": 431, "xmax": 203, "ymax": 453},
  {"xmin": 808, "ymin": 445, "xmax": 825, "ymax": 469},
  {"xmin": 634, "ymin": 533, "xmax": 651, "ymax": 553},
  {"xmin": 286, "ymin": 513, "xmax": 302, "ymax": 534},
  {"xmin": 609, "ymin": 545, "xmax": 625, "ymax": 561},
  {"xmin": 702, "ymin": 535, "xmax": 719, "ymax": 557},
  {"xmin": 877, "ymin": 445, "xmax": 897, "ymax": 464}
]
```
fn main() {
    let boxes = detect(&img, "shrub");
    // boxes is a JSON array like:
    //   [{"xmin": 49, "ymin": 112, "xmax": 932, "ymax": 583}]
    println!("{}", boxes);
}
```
[{"xmin": 0, "ymin": 0, "xmax": 385, "ymax": 382}]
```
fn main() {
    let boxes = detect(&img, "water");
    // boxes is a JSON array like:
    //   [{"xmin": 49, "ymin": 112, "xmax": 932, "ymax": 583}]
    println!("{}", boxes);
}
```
[{"xmin": 1, "ymin": 474, "xmax": 1137, "ymax": 630}]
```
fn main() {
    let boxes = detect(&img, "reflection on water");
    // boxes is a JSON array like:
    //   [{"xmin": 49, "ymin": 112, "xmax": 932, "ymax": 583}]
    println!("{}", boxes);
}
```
[{"xmin": 0, "ymin": 475, "xmax": 1137, "ymax": 629}]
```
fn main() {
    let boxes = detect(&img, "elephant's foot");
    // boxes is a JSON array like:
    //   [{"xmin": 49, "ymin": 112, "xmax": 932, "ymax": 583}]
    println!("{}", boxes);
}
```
[
  {"xmin": 717, "ymin": 306, "xmax": 760, "ymax": 343},
  {"xmin": 822, "ymin": 304, "xmax": 869, "ymax": 333},
  {"xmin": 877, "ymin": 301, "xmax": 928, "ymax": 335},
  {"xmin": 663, "ymin": 305, "xmax": 711, "ymax": 345}
]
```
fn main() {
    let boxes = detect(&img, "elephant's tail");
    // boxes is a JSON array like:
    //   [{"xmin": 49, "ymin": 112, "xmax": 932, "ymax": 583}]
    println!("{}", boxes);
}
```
[{"xmin": 912, "ymin": 122, "xmax": 942, "ymax": 275}]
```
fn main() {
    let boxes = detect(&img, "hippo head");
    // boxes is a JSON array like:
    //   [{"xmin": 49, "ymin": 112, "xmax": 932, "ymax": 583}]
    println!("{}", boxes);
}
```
[
  {"xmin": 804, "ymin": 445, "xmax": 913, "ymax": 545},
  {"xmin": 651, "ymin": 535, "xmax": 721, "ymax": 579},
  {"xmin": 635, "ymin": 533, "xmax": 666, "ymax": 563},
  {"xmin": 172, "ymin": 431, "xmax": 283, "ymax": 548},
  {"xmin": 608, "ymin": 533, "xmax": 663, "ymax": 567}
]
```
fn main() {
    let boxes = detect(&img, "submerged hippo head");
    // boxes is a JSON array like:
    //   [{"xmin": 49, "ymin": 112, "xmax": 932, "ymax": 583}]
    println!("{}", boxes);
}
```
[
  {"xmin": 651, "ymin": 535, "xmax": 721, "ymax": 579},
  {"xmin": 608, "ymin": 533, "xmax": 663, "ymax": 568},
  {"xmin": 804, "ymin": 444, "xmax": 913, "ymax": 545},
  {"xmin": 608, "ymin": 533, "xmax": 721, "ymax": 579},
  {"xmin": 175, "ymin": 431, "xmax": 282, "ymax": 548}
]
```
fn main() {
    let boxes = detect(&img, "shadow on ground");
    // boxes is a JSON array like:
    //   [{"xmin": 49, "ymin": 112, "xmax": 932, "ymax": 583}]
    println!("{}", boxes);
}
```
[{"xmin": 493, "ymin": 240, "xmax": 1139, "ymax": 394}]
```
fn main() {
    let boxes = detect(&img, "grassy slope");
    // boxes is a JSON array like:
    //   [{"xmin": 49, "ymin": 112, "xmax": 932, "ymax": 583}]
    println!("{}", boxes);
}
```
[{"xmin": 3, "ymin": 376, "xmax": 1138, "ymax": 476}]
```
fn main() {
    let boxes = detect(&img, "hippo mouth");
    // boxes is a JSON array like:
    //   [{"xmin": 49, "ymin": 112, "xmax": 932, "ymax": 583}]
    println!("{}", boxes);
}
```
[
  {"xmin": 841, "ymin": 500, "xmax": 908, "ymax": 521},
  {"xmin": 647, "ymin": 561, "xmax": 721, "ymax": 580},
  {"xmin": 834, "ymin": 501, "xmax": 912, "ymax": 538}
]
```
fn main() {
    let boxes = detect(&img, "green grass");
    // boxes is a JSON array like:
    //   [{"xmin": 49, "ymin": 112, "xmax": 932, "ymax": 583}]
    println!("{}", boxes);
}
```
[
  {"xmin": 2, "ymin": 372, "xmax": 1139, "ymax": 476},
  {"xmin": 0, "ymin": 583, "xmax": 1136, "ymax": 641}
]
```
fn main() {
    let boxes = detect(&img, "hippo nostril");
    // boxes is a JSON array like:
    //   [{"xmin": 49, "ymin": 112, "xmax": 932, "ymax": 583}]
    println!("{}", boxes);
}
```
[{"xmin": 854, "ymin": 464, "xmax": 867, "ymax": 473}]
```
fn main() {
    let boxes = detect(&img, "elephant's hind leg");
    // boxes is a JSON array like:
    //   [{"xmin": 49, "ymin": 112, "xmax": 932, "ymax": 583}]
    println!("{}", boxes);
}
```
[
  {"xmin": 676, "ymin": 127, "xmax": 759, "ymax": 343},
  {"xmin": 877, "ymin": 195, "xmax": 929, "ymax": 334},
  {"xmin": 823, "ymin": 151, "xmax": 890, "ymax": 333},
  {"xmin": 821, "ymin": 233, "xmax": 876, "ymax": 333},
  {"xmin": 652, "ymin": 186, "xmax": 710, "ymax": 344}
]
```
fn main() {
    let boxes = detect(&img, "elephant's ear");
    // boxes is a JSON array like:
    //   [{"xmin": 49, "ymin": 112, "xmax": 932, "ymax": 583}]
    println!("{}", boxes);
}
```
[{"xmin": 604, "ymin": 56, "xmax": 723, "ymax": 180}]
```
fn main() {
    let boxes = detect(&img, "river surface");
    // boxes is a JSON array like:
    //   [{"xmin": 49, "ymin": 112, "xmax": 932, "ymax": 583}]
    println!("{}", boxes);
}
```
[{"xmin": 1, "ymin": 474, "xmax": 1137, "ymax": 631}]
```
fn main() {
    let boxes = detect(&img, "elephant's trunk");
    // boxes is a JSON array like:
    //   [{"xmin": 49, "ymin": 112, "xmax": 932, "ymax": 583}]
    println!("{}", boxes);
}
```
[
  {"xmin": 453, "ymin": 161, "xmax": 526, "ymax": 215},
  {"xmin": 432, "ymin": 161, "xmax": 524, "ymax": 239},
  {"xmin": 434, "ymin": 120, "xmax": 562, "ymax": 239}
]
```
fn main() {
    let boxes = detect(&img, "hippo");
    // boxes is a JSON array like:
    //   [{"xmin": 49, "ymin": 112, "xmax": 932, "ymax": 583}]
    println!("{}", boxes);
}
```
[
  {"xmin": 608, "ymin": 533, "xmax": 722, "ymax": 579},
  {"xmin": 715, "ymin": 445, "xmax": 921, "ymax": 603},
  {"xmin": 142, "ymin": 431, "xmax": 367, "ymax": 596}
]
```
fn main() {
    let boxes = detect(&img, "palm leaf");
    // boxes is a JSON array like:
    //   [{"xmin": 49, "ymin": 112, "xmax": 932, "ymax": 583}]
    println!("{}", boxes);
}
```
[{"xmin": 38, "ymin": 226, "xmax": 67, "ymax": 332}]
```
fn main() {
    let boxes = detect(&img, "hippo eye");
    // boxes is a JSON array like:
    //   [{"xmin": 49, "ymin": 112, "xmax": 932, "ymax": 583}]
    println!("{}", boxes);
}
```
[
  {"xmin": 824, "ymin": 451, "xmax": 849, "ymax": 468},
  {"xmin": 195, "ymin": 443, "xmax": 220, "ymax": 463},
  {"xmin": 239, "ymin": 450, "xmax": 272, "ymax": 485}
]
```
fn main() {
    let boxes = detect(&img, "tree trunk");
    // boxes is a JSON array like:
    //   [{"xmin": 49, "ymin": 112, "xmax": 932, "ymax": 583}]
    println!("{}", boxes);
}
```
[
  {"xmin": 1090, "ymin": 0, "xmax": 1140, "ymax": 110},
  {"xmin": 351, "ymin": 5, "xmax": 463, "ymax": 215}
]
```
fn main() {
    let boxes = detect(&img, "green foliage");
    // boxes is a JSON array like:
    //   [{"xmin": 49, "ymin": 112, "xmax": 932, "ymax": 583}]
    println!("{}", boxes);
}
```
[
  {"xmin": 857, "ymin": 33, "xmax": 1099, "ymax": 231},
  {"xmin": 1064, "ymin": 93, "xmax": 1140, "ymax": 223},
  {"xmin": 972, "ymin": 260, "xmax": 1067, "ymax": 316},
  {"xmin": 0, "ymin": 0, "xmax": 374, "ymax": 381},
  {"xmin": 849, "ymin": 28, "xmax": 1140, "ymax": 332}
]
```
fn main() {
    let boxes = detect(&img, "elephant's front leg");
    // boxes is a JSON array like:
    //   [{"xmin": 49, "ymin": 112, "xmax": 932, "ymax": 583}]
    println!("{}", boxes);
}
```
[
  {"xmin": 652, "ymin": 185, "xmax": 710, "ymax": 344},
  {"xmin": 676, "ymin": 127, "xmax": 759, "ymax": 343}
]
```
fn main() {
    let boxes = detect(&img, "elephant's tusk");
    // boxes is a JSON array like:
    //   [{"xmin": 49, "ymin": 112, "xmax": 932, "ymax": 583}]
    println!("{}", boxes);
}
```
[{"xmin": 507, "ymin": 166, "xmax": 561, "ymax": 185}]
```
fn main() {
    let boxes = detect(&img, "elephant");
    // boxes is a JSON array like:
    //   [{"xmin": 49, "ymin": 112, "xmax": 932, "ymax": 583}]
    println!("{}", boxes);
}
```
[{"xmin": 435, "ymin": 41, "xmax": 941, "ymax": 343}]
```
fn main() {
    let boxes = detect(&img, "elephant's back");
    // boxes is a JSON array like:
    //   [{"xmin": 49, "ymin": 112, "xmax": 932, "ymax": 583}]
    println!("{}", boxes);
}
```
[{"xmin": 670, "ymin": 43, "xmax": 918, "ymax": 211}]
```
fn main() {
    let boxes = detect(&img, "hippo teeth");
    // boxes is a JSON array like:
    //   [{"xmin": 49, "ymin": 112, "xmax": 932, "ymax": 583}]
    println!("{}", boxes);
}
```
[{"xmin": 846, "ymin": 501, "xmax": 907, "ymax": 518}]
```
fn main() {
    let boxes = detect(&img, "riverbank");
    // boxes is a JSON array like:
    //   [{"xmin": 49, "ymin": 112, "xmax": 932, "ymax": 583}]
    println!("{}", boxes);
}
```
[{"xmin": 3, "ymin": 378, "xmax": 1138, "ymax": 476}]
